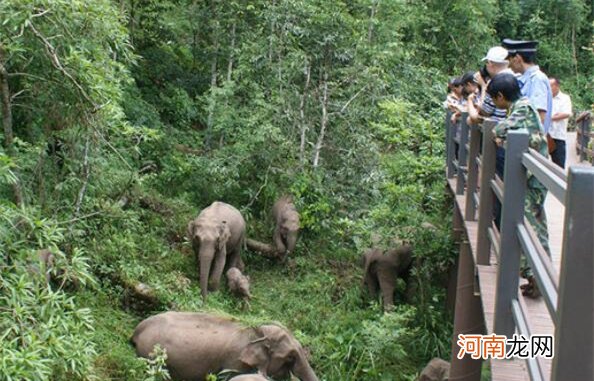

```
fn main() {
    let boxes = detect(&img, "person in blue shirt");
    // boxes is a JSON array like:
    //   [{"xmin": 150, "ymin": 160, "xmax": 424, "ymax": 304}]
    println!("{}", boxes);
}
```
[{"xmin": 502, "ymin": 39, "xmax": 553, "ymax": 137}]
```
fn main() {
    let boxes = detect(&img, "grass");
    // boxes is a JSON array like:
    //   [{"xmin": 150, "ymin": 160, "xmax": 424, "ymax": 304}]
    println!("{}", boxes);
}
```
[{"xmin": 75, "ymin": 191, "xmax": 455, "ymax": 381}]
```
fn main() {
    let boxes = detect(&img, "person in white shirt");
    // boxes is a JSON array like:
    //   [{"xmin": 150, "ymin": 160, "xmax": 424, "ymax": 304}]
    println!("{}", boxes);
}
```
[{"xmin": 548, "ymin": 77, "xmax": 573, "ymax": 168}]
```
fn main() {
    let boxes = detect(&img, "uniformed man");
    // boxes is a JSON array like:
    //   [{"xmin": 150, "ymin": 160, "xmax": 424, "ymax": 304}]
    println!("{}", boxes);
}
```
[
  {"xmin": 502, "ymin": 39, "xmax": 553, "ymax": 136},
  {"xmin": 486, "ymin": 73, "xmax": 550, "ymax": 298}
]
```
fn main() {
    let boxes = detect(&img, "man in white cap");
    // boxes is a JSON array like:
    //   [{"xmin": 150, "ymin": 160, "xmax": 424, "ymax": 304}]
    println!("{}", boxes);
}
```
[
  {"xmin": 468, "ymin": 47, "xmax": 513, "ymax": 179},
  {"xmin": 468, "ymin": 46, "xmax": 514, "ymax": 124},
  {"xmin": 467, "ymin": 46, "xmax": 515, "ymax": 231}
]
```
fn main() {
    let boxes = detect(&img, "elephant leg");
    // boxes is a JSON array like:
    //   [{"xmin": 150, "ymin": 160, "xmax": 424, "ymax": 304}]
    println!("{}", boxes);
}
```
[
  {"xmin": 378, "ymin": 271, "xmax": 395, "ymax": 311},
  {"xmin": 228, "ymin": 247, "xmax": 245, "ymax": 272},
  {"xmin": 209, "ymin": 250, "xmax": 227, "ymax": 291},
  {"xmin": 400, "ymin": 270, "xmax": 414, "ymax": 304},
  {"xmin": 364, "ymin": 273, "xmax": 379, "ymax": 300},
  {"xmin": 273, "ymin": 228, "xmax": 286, "ymax": 254}
]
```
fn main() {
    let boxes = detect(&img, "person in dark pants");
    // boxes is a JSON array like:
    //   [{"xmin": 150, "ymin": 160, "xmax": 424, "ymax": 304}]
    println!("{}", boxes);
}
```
[
  {"xmin": 488, "ymin": 73, "xmax": 551, "ymax": 298},
  {"xmin": 548, "ymin": 77, "xmax": 572, "ymax": 168}
]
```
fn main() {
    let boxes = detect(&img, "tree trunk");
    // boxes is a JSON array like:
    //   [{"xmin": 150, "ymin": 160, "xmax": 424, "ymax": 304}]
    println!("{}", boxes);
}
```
[
  {"xmin": 0, "ymin": 45, "xmax": 14, "ymax": 149},
  {"xmin": 226, "ymin": 21, "xmax": 236, "ymax": 83},
  {"xmin": 368, "ymin": 0, "xmax": 380, "ymax": 43},
  {"xmin": 0, "ymin": 44, "xmax": 23, "ymax": 206},
  {"xmin": 246, "ymin": 238, "xmax": 281, "ymax": 258},
  {"xmin": 313, "ymin": 70, "xmax": 329, "ymax": 168},
  {"xmin": 299, "ymin": 64, "xmax": 311, "ymax": 167},
  {"xmin": 73, "ymin": 137, "xmax": 91, "ymax": 217},
  {"xmin": 571, "ymin": 24, "xmax": 578, "ymax": 78},
  {"xmin": 205, "ymin": 1, "xmax": 219, "ymax": 148}
]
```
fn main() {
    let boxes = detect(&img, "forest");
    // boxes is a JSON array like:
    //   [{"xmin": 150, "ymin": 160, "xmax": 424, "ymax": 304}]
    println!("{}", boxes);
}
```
[{"xmin": 1, "ymin": 1, "xmax": 592, "ymax": 380}]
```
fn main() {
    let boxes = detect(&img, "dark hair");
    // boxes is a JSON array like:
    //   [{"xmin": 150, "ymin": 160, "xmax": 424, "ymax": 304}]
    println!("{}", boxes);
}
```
[
  {"xmin": 486, "ymin": 73, "xmax": 522, "ymax": 102},
  {"xmin": 461, "ymin": 71, "xmax": 476, "ymax": 84},
  {"xmin": 510, "ymin": 51, "xmax": 536, "ymax": 64},
  {"xmin": 452, "ymin": 77, "xmax": 463, "ymax": 86},
  {"xmin": 480, "ymin": 65, "xmax": 490, "ymax": 81},
  {"xmin": 550, "ymin": 77, "xmax": 560, "ymax": 85}
]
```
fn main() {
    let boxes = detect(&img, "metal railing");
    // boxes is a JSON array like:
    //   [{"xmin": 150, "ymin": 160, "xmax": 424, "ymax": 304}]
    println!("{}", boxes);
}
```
[
  {"xmin": 576, "ymin": 111, "xmax": 593, "ymax": 163},
  {"xmin": 446, "ymin": 112, "xmax": 594, "ymax": 381}
]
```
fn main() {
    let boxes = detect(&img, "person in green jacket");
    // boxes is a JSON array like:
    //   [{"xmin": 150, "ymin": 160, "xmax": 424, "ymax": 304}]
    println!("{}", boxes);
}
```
[{"xmin": 487, "ymin": 73, "xmax": 550, "ymax": 298}]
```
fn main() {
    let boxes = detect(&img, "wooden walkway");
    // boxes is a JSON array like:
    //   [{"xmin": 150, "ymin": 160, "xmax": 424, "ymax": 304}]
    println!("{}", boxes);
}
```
[{"xmin": 448, "ymin": 132, "xmax": 587, "ymax": 381}]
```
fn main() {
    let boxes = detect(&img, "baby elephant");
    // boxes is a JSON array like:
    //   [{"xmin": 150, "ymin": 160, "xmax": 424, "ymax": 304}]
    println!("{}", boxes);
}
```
[
  {"xmin": 418, "ymin": 358, "xmax": 450, "ymax": 381},
  {"xmin": 272, "ymin": 195, "xmax": 300, "ymax": 260},
  {"xmin": 229, "ymin": 374, "xmax": 269, "ymax": 381},
  {"xmin": 361, "ymin": 245, "xmax": 413, "ymax": 312},
  {"xmin": 226, "ymin": 267, "xmax": 251, "ymax": 300}
]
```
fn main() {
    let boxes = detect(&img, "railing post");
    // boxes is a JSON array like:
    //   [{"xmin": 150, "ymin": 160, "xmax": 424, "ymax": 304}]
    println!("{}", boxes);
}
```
[
  {"xmin": 476, "ymin": 121, "xmax": 497, "ymax": 265},
  {"xmin": 579, "ymin": 113, "xmax": 591, "ymax": 163},
  {"xmin": 446, "ymin": 110, "xmax": 456, "ymax": 178},
  {"xmin": 552, "ymin": 167, "xmax": 594, "ymax": 381},
  {"xmin": 456, "ymin": 113, "xmax": 469, "ymax": 194},
  {"xmin": 465, "ymin": 124, "xmax": 481, "ymax": 220},
  {"xmin": 449, "ymin": 239, "xmax": 484, "ymax": 381},
  {"xmin": 493, "ymin": 130, "xmax": 529, "ymax": 338},
  {"xmin": 584, "ymin": 114, "xmax": 594, "ymax": 165},
  {"xmin": 579, "ymin": 117, "xmax": 586, "ymax": 161}
]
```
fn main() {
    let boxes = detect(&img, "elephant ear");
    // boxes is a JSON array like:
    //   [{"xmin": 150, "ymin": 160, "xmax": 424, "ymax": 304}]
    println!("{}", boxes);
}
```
[
  {"xmin": 186, "ymin": 221, "xmax": 195, "ymax": 241},
  {"xmin": 218, "ymin": 221, "xmax": 231, "ymax": 252},
  {"xmin": 239, "ymin": 335, "xmax": 270, "ymax": 375}
]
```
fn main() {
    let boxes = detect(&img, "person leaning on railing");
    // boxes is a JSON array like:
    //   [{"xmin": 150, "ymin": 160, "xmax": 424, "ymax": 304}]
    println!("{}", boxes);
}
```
[
  {"xmin": 445, "ymin": 77, "xmax": 465, "ymax": 158},
  {"xmin": 486, "ymin": 73, "xmax": 551, "ymax": 298},
  {"xmin": 467, "ymin": 46, "xmax": 515, "ymax": 229}
]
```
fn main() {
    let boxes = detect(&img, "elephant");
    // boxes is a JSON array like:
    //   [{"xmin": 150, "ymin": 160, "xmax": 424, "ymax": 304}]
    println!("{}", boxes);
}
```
[
  {"xmin": 187, "ymin": 201, "xmax": 246, "ymax": 301},
  {"xmin": 131, "ymin": 312, "xmax": 319, "ymax": 381},
  {"xmin": 227, "ymin": 267, "xmax": 252, "ymax": 300},
  {"xmin": 418, "ymin": 358, "xmax": 449, "ymax": 381},
  {"xmin": 229, "ymin": 374, "xmax": 270, "ymax": 381},
  {"xmin": 361, "ymin": 245, "xmax": 413, "ymax": 312},
  {"xmin": 272, "ymin": 196, "xmax": 300, "ymax": 260},
  {"xmin": 36, "ymin": 249, "xmax": 55, "ymax": 285}
]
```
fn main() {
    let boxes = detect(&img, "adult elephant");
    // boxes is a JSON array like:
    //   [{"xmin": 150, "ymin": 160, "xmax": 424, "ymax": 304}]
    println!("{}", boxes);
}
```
[
  {"xmin": 229, "ymin": 374, "xmax": 269, "ymax": 381},
  {"xmin": 131, "ymin": 312, "xmax": 319, "ymax": 381},
  {"xmin": 361, "ymin": 245, "xmax": 413, "ymax": 312},
  {"xmin": 272, "ymin": 195, "xmax": 300, "ymax": 260},
  {"xmin": 187, "ymin": 201, "xmax": 246, "ymax": 301}
]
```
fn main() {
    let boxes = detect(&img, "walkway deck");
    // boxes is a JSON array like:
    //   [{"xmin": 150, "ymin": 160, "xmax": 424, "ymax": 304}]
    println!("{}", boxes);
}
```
[{"xmin": 448, "ymin": 132, "xmax": 587, "ymax": 381}]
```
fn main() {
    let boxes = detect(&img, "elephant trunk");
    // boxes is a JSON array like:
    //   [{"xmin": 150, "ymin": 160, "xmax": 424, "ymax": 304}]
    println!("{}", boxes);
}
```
[
  {"xmin": 199, "ymin": 244, "xmax": 215, "ymax": 302},
  {"xmin": 293, "ymin": 355, "xmax": 319, "ymax": 381}
]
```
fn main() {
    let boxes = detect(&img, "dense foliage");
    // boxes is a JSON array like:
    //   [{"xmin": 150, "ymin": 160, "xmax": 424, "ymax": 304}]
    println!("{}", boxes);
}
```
[{"xmin": 1, "ymin": 1, "xmax": 592, "ymax": 380}]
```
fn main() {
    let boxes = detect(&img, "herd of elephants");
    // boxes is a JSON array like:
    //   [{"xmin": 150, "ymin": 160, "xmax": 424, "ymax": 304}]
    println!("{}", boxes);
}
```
[{"xmin": 128, "ymin": 197, "xmax": 449, "ymax": 381}]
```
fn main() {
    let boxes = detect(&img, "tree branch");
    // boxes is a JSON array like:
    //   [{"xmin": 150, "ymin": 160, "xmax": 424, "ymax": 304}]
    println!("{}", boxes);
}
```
[
  {"xmin": 330, "ymin": 84, "xmax": 368, "ymax": 116},
  {"xmin": 10, "ymin": 89, "xmax": 26, "ymax": 101},
  {"xmin": 313, "ymin": 71, "xmax": 329, "ymax": 168},
  {"xmin": 73, "ymin": 137, "xmax": 91, "ymax": 217},
  {"xmin": 28, "ymin": 21, "xmax": 100, "ymax": 112},
  {"xmin": 244, "ymin": 166, "xmax": 270, "ymax": 210},
  {"xmin": 95, "ymin": 127, "xmax": 133, "ymax": 170},
  {"xmin": 299, "ymin": 63, "xmax": 311, "ymax": 167}
]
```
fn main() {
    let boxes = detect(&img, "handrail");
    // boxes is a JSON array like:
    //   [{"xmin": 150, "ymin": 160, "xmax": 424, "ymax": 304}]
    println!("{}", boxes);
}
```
[
  {"xmin": 522, "ymin": 152, "xmax": 567, "ymax": 203},
  {"xmin": 445, "ymin": 113, "xmax": 594, "ymax": 381},
  {"xmin": 517, "ymin": 223, "xmax": 558, "ymax": 319}
]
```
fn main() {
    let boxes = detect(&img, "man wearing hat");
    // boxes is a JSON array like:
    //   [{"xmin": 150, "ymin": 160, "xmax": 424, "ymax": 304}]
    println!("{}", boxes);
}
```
[
  {"xmin": 467, "ymin": 46, "xmax": 516, "ymax": 231},
  {"xmin": 468, "ymin": 46, "xmax": 514, "ymax": 125},
  {"xmin": 502, "ymin": 39, "xmax": 553, "ymax": 136}
]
